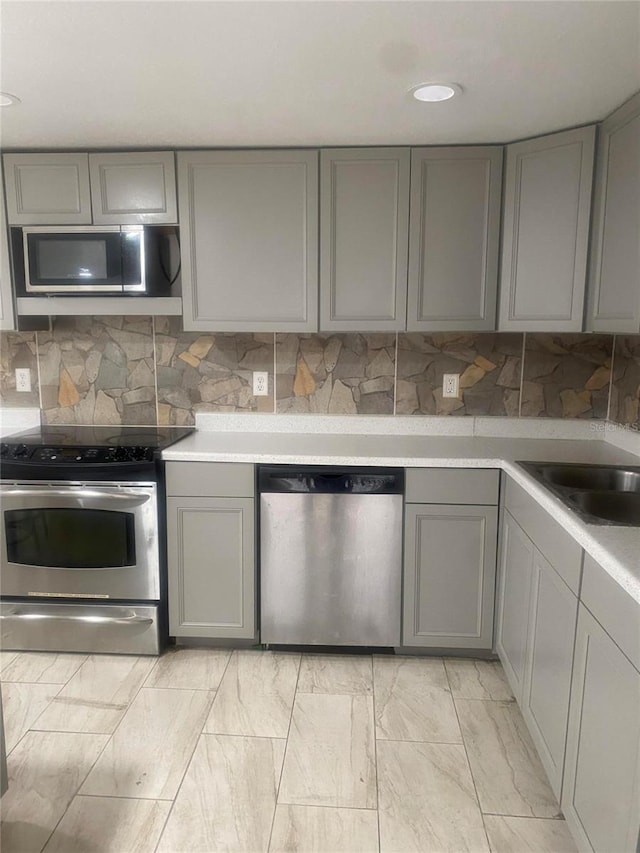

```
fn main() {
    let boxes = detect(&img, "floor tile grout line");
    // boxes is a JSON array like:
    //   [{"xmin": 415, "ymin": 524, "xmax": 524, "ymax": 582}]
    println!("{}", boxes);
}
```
[
  {"xmin": 445, "ymin": 659, "xmax": 493, "ymax": 852},
  {"xmin": 266, "ymin": 651, "xmax": 302, "ymax": 852},
  {"xmin": 152, "ymin": 649, "xmax": 235, "ymax": 853},
  {"xmin": 482, "ymin": 811, "xmax": 568, "ymax": 821},
  {"xmin": 5, "ymin": 681, "xmax": 66, "ymax": 758},
  {"xmin": 371, "ymin": 656, "xmax": 382, "ymax": 853}
]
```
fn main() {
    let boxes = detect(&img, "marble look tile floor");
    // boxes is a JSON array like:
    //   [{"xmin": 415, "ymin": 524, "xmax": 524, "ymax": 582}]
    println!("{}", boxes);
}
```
[{"xmin": 0, "ymin": 649, "xmax": 577, "ymax": 853}]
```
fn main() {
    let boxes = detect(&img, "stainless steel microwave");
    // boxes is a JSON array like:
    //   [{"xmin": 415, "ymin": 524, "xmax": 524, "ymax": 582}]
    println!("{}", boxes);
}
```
[{"xmin": 11, "ymin": 225, "xmax": 172, "ymax": 296}]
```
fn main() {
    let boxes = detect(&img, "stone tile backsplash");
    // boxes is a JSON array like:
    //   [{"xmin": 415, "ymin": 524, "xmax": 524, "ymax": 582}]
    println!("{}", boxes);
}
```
[
  {"xmin": 611, "ymin": 335, "xmax": 640, "ymax": 427},
  {"xmin": 276, "ymin": 333, "xmax": 395, "ymax": 415},
  {"xmin": 0, "ymin": 319, "xmax": 637, "ymax": 428},
  {"xmin": 396, "ymin": 333, "xmax": 522, "ymax": 417},
  {"xmin": 521, "ymin": 334, "xmax": 613, "ymax": 419},
  {"xmin": 155, "ymin": 317, "xmax": 274, "ymax": 426}
]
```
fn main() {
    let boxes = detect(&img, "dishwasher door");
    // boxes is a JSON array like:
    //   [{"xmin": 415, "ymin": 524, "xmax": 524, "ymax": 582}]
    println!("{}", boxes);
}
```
[{"xmin": 260, "ymin": 469, "xmax": 403, "ymax": 646}]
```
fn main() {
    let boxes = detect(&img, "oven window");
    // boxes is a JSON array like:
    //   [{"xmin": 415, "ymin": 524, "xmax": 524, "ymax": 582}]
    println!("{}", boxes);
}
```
[
  {"xmin": 37, "ymin": 239, "xmax": 109, "ymax": 280},
  {"xmin": 5, "ymin": 508, "xmax": 136, "ymax": 569}
]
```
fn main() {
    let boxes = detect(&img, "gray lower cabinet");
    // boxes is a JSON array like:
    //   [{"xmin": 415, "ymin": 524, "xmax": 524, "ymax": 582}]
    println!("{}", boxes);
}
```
[
  {"xmin": 320, "ymin": 148, "xmax": 409, "ymax": 331},
  {"xmin": 178, "ymin": 149, "xmax": 318, "ymax": 331},
  {"xmin": 166, "ymin": 462, "xmax": 255, "ymax": 639},
  {"xmin": 521, "ymin": 548, "xmax": 578, "ymax": 798},
  {"xmin": 588, "ymin": 91, "xmax": 640, "ymax": 333},
  {"xmin": 495, "ymin": 509, "xmax": 534, "ymax": 694},
  {"xmin": 562, "ymin": 604, "xmax": 640, "ymax": 852},
  {"xmin": 402, "ymin": 469, "xmax": 499, "ymax": 649},
  {"xmin": 407, "ymin": 146, "xmax": 503, "ymax": 331},
  {"xmin": 496, "ymin": 504, "xmax": 579, "ymax": 799},
  {"xmin": 0, "ymin": 688, "xmax": 6, "ymax": 796},
  {"xmin": 498, "ymin": 125, "xmax": 595, "ymax": 331},
  {"xmin": 3, "ymin": 152, "xmax": 92, "ymax": 224}
]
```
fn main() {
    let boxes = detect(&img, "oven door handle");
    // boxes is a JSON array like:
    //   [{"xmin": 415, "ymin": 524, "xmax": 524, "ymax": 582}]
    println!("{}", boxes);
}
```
[
  {"xmin": 1, "ymin": 488, "xmax": 153, "ymax": 507},
  {"xmin": 0, "ymin": 610, "xmax": 154, "ymax": 627}
]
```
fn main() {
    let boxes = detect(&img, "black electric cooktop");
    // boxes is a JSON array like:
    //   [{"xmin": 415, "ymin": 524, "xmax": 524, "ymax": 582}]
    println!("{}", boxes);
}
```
[{"xmin": 0, "ymin": 425, "xmax": 194, "ymax": 465}]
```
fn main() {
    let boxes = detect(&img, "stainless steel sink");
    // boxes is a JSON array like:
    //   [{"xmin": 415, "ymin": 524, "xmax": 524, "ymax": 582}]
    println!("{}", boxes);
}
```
[
  {"xmin": 518, "ymin": 462, "xmax": 640, "ymax": 526},
  {"xmin": 567, "ymin": 491, "xmax": 640, "ymax": 526},
  {"xmin": 540, "ymin": 465, "xmax": 640, "ymax": 494}
]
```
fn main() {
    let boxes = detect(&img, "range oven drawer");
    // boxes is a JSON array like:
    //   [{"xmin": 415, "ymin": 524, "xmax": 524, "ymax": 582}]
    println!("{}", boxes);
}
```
[{"xmin": 0, "ymin": 601, "xmax": 161, "ymax": 655}]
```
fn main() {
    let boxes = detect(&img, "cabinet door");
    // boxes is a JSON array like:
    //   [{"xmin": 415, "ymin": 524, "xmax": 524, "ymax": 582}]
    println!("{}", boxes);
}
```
[
  {"xmin": 89, "ymin": 151, "xmax": 177, "ymax": 224},
  {"xmin": 178, "ymin": 149, "xmax": 318, "ymax": 331},
  {"xmin": 562, "ymin": 605, "xmax": 640, "ymax": 853},
  {"xmin": 3, "ymin": 153, "xmax": 92, "ymax": 224},
  {"xmin": 498, "ymin": 126, "xmax": 595, "ymax": 331},
  {"xmin": 166, "ymin": 496, "xmax": 255, "ymax": 639},
  {"xmin": 407, "ymin": 146, "xmax": 503, "ymax": 331},
  {"xmin": 588, "ymin": 92, "xmax": 640, "ymax": 332},
  {"xmin": 0, "ymin": 164, "xmax": 15, "ymax": 330},
  {"xmin": 495, "ymin": 510, "xmax": 534, "ymax": 699},
  {"xmin": 403, "ymin": 503, "xmax": 498, "ymax": 649},
  {"xmin": 522, "ymin": 550, "xmax": 578, "ymax": 799},
  {"xmin": 320, "ymin": 148, "xmax": 409, "ymax": 331}
]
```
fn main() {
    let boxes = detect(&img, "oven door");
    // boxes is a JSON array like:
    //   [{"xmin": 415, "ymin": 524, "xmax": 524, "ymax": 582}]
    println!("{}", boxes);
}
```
[{"xmin": 0, "ymin": 481, "xmax": 159, "ymax": 601}]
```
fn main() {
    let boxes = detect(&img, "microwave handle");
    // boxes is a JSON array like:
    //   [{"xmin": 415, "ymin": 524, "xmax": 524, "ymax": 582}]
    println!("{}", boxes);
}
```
[{"xmin": 121, "ymin": 227, "xmax": 145, "ymax": 293}]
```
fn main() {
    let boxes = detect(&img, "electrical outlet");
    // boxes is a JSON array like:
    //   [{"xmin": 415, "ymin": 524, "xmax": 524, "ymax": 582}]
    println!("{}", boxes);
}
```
[
  {"xmin": 252, "ymin": 371, "xmax": 269, "ymax": 396},
  {"xmin": 15, "ymin": 368, "xmax": 31, "ymax": 393},
  {"xmin": 442, "ymin": 373, "xmax": 460, "ymax": 399}
]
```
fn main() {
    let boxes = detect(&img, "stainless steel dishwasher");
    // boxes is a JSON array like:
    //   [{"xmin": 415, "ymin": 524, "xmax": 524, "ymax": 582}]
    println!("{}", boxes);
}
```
[{"xmin": 259, "ymin": 466, "xmax": 404, "ymax": 646}]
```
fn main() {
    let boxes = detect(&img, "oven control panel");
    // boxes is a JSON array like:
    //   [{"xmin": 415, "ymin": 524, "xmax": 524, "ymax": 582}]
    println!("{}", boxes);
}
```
[{"xmin": 0, "ymin": 444, "xmax": 155, "ymax": 463}]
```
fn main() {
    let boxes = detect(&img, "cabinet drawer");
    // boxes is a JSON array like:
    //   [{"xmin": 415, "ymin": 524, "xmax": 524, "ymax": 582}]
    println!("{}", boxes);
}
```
[
  {"xmin": 406, "ymin": 468, "xmax": 499, "ymax": 505},
  {"xmin": 582, "ymin": 553, "xmax": 640, "ymax": 670},
  {"xmin": 504, "ymin": 477, "xmax": 582, "ymax": 594},
  {"xmin": 166, "ymin": 461, "xmax": 254, "ymax": 498}
]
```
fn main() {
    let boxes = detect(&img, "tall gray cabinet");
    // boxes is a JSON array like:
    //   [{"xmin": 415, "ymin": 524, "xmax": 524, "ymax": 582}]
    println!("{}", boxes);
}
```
[
  {"xmin": 319, "ymin": 148, "xmax": 409, "ymax": 331},
  {"xmin": 178, "ymin": 149, "xmax": 318, "ymax": 331},
  {"xmin": 407, "ymin": 147, "xmax": 503, "ymax": 331},
  {"xmin": 588, "ymin": 91, "xmax": 640, "ymax": 332},
  {"xmin": 498, "ymin": 125, "xmax": 595, "ymax": 331},
  {"xmin": 166, "ymin": 462, "xmax": 256, "ymax": 640},
  {"xmin": 403, "ymin": 469, "xmax": 499, "ymax": 649}
]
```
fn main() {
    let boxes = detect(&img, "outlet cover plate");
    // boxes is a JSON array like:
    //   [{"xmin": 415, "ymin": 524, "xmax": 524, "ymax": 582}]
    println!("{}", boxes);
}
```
[
  {"xmin": 252, "ymin": 371, "xmax": 269, "ymax": 396},
  {"xmin": 442, "ymin": 373, "xmax": 460, "ymax": 399}
]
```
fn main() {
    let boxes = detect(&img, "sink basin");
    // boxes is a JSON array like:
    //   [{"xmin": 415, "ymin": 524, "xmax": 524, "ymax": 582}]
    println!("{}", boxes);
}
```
[
  {"xmin": 518, "ymin": 462, "xmax": 640, "ymax": 526},
  {"xmin": 568, "ymin": 491, "xmax": 640, "ymax": 526},
  {"xmin": 540, "ymin": 465, "xmax": 640, "ymax": 494}
]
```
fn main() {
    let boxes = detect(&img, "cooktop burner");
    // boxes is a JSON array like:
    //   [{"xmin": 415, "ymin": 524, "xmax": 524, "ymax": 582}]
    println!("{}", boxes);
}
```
[
  {"xmin": 0, "ymin": 424, "xmax": 194, "ymax": 466},
  {"xmin": 3, "ymin": 424, "xmax": 194, "ymax": 449}
]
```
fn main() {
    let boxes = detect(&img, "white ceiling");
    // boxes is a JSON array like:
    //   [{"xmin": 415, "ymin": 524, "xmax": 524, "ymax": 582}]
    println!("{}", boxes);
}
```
[{"xmin": 1, "ymin": 0, "xmax": 639, "ymax": 149}]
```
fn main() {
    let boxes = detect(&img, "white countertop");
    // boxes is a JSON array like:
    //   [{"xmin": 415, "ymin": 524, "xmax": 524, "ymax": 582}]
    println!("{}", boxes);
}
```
[{"xmin": 163, "ymin": 415, "xmax": 640, "ymax": 606}]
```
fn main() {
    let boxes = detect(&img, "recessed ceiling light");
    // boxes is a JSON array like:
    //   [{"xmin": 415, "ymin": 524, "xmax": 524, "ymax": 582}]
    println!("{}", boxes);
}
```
[
  {"xmin": 0, "ymin": 92, "xmax": 21, "ymax": 107},
  {"xmin": 410, "ymin": 83, "xmax": 462, "ymax": 102}
]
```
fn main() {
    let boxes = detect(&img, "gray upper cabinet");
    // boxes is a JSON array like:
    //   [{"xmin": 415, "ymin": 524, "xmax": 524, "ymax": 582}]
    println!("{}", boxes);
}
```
[
  {"xmin": 89, "ymin": 151, "xmax": 177, "ymax": 224},
  {"xmin": 562, "ymin": 604, "xmax": 640, "ymax": 853},
  {"xmin": 3, "ymin": 150, "xmax": 177, "ymax": 227},
  {"xmin": 407, "ymin": 146, "xmax": 503, "ymax": 331},
  {"xmin": 588, "ymin": 92, "xmax": 640, "ymax": 333},
  {"xmin": 498, "ymin": 125, "xmax": 595, "ymax": 331},
  {"xmin": 0, "ymin": 164, "xmax": 15, "ymax": 330},
  {"xmin": 3, "ymin": 153, "xmax": 92, "ymax": 224},
  {"xmin": 320, "ymin": 148, "xmax": 409, "ymax": 331},
  {"xmin": 178, "ymin": 149, "xmax": 318, "ymax": 332}
]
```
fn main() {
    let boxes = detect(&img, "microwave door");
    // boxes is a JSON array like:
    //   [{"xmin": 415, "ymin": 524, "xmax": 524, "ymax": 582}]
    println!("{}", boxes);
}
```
[{"xmin": 22, "ymin": 226, "xmax": 137, "ymax": 293}]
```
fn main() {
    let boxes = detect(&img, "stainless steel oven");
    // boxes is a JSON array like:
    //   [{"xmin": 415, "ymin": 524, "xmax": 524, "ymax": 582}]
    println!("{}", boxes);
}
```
[
  {"xmin": 1, "ymin": 481, "xmax": 159, "ymax": 600},
  {"xmin": 0, "ymin": 425, "xmax": 193, "ymax": 655}
]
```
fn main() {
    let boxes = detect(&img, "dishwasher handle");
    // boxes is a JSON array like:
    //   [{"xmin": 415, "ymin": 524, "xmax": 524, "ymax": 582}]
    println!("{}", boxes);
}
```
[{"xmin": 258, "ymin": 466, "xmax": 404, "ymax": 494}]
